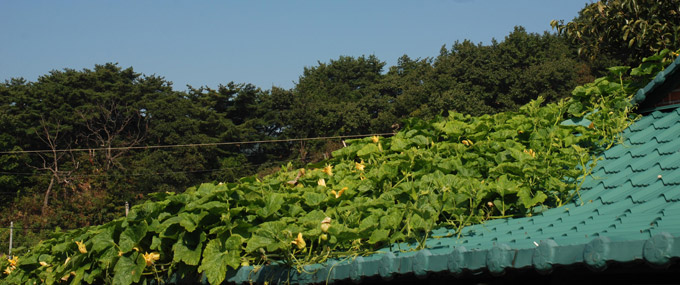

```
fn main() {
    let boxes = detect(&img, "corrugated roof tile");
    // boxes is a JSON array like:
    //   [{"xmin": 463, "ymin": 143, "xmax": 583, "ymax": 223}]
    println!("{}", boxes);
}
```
[
  {"xmin": 627, "ymin": 117, "xmax": 656, "ymax": 131},
  {"xmin": 661, "ymin": 167, "xmax": 680, "ymax": 185},
  {"xmin": 655, "ymin": 124, "xmax": 680, "ymax": 142},
  {"xmin": 651, "ymin": 109, "xmax": 680, "ymax": 128},
  {"xmin": 628, "ymin": 127, "xmax": 662, "ymax": 144},
  {"xmin": 661, "ymin": 190, "xmax": 680, "ymax": 202},
  {"xmin": 655, "ymin": 142, "xmax": 679, "ymax": 155}
]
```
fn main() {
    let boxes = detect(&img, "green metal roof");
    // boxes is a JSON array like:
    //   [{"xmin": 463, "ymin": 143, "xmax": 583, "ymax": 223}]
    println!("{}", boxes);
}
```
[
  {"xmin": 220, "ymin": 107, "xmax": 680, "ymax": 284},
  {"xmin": 633, "ymin": 54, "xmax": 680, "ymax": 111}
]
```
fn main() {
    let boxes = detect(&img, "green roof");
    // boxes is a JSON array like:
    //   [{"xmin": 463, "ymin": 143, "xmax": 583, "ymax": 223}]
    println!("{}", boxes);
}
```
[
  {"xmin": 219, "ymin": 58, "xmax": 680, "ymax": 284},
  {"xmin": 633, "ymin": 54, "xmax": 680, "ymax": 111}
]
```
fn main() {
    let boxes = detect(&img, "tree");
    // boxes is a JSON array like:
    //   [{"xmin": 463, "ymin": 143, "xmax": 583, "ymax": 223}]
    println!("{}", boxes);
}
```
[
  {"xmin": 399, "ymin": 27, "xmax": 584, "ymax": 117},
  {"xmin": 551, "ymin": 0, "xmax": 680, "ymax": 65},
  {"xmin": 284, "ymin": 55, "xmax": 390, "ymax": 161}
]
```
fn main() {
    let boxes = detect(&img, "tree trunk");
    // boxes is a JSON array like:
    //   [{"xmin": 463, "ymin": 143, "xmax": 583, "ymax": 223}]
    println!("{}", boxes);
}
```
[{"xmin": 42, "ymin": 176, "xmax": 55, "ymax": 216}]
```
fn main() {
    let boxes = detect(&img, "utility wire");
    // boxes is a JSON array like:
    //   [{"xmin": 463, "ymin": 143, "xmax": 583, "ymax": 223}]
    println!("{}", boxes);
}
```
[
  {"xmin": 0, "ymin": 145, "xmax": 327, "ymax": 177},
  {"xmin": 0, "ymin": 227, "xmax": 78, "ymax": 231},
  {"xmin": 0, "ymin": 132, "xmax": 395, "ymax": 155},
  {"xmin": 0, "ymin": 167, "xmax": 244, "ymax": 177}
]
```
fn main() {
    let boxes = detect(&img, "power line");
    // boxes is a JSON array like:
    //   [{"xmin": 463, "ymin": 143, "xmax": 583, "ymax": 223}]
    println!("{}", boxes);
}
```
[
  {"xmin": 0, "ymin": 227, "xmax": 77, "ymax": 231},
  {"xmin": 0, "ymin": 167, "xmax": 246, "ymax": 177},
  {"xmin": 0, "ymin": 147, "xmax": 325, "ymax": 177},
  {"xmin": 0, "ymin": 132, "xmax": 395, "ymax": 155}
]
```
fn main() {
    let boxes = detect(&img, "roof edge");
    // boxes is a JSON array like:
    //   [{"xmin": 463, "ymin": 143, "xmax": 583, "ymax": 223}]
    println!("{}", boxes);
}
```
[
  {"xmin": 633, "ymin": 54, "xmax": 680, "ymax": 110},
  {"xmin": 222, "ymin": 232, "xmax": 680, "ymax": 284}
]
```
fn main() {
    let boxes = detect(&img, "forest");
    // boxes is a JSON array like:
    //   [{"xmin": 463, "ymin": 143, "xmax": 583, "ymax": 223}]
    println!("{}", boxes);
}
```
[{"xmin": 0, "ymin": 1, "xmax": 679, "ymax": 281}]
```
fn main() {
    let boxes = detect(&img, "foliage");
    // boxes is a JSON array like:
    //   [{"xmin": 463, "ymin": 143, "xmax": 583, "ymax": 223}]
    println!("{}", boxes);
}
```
[
  {"xmin": 0, "ymin": 64, "xmax": 290, "ymax": 247},
  {"xmin": 1, "ymin": 51, "xmax": 669, "ymax": 284},
  {"xmin": 280, "ymin": 28, "xmax": 588, "ymax": 159},
  {"xmin": 381, "ymin": 27, "xmax": 587, "ymax": 119},
  {"xmin": 551, "ymin": 0, "xmax": 680, "ymax": 65}
]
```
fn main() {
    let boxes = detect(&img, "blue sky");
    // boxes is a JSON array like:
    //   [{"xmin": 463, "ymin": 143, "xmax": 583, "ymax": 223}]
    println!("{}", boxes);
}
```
[{"xmin": 1, "ymin": 1, "xmax": 589, "ymax": 90}]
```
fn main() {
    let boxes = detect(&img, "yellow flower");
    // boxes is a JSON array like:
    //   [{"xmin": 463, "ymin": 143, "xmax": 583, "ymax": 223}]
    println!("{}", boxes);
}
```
[
  {"xmin": 371, "ymin": 136, "xmax": 380, "ymax": 143},
  {"xmin": 39, "ymin": 261, "xmax": 49, "ymax": 267},
  {"xmin": 291, "ymin": 233, "xmax": 306, "ymax": 250},
  {"xmin": 7, "ymin": 256, "xmax": 18, "ymax": 267},
  {"xmin": 523, "ymin": 149, "xmax": 536, "ymax": 158},
  {"xmin": 75, "ymin": 240, "xmax": 87, "ymax": 254},
  {"xmin": 355, "ymin": 160, "xmax": 365, "ymax": 172},
  {"xmin": 462, "ymin": 139, "xmax": 473, "ymax": 146},
  {"xmin": 143, "ymin": 252, "xmax": 160, "ymax": 267},
  {"xmin": 320, "ymin": 217, "xmax": 331, "ymax": 233},
  {"xmin": 3, "ymin": 266, "xmax": 11, "ymax": 275},
  {"xmin": 322, "ymin": 164, "xmax": 333, "ymax": 176},
  {"xmin": 317, "ymin": 178, "xmax": 326, "ymax": 187},
  {"xmin": 330, "ymin": 187, "xmax": 347, "ymax": 198},
  {"xmin": 64, "ymin": 257, "xmax": 71, "ymax": 265}
]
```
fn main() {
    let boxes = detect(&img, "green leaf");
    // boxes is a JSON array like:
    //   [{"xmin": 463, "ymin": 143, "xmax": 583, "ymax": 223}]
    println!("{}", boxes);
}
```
[
  {"xmin": 179, "ymin": 211, "xmax": 209, "ymax": 232},
  {"xmin": 245, "ymin": 234, "xmax": 277, "ymax": 253},
  {"xmin": 150, "ymin": 236, "xmax": 162, "ymax": 251},
  {"xmin": 517, "ymin": 187, "xmax": 548, "ymax": 209},
  {"xmin": 359, "ymin": 214, "xmax": 379, "ymax": 233},
  {"xmin": 172, "ymin": 231, "xmax": 206, "ymax": 266},
  {"xmin": 198, "ymin": 237, "xmax": 242, "ymax": 285},
  {"xmin": 112, "ymin": 252, "xmax": 145, "ymax": 285},
  {"xmin": 409, "ymin": 135, "xmax": 429, "ymax": 147},
  {"xmin": 357, "ymin": 144, "xmax": 380, "ymax": 156},
  {"xmin": 389, "ymin": 137, "xmax": 408, "ymax": 151},
  {"xmin": 256, "ymin": 193, "xmax": 284, "ymax": 218},
  {"xmin": 377, "ymin": 162, "xmax": 399, "ymax": 180},
  {"xmin": 368, "ymin": 229, "xmax": 390, "ymax": 244},
  {"xmin": 409, "ymin": 213, "xmax": 427, "ymax": 232},
  {"xmin": 567, "ymin": 101, "xmax": 584, "ymax": 116},
  {"xmin": 119, "ymin": 221, "xmax": 148, "ymax": 253},
  {"xmin": 90, "ymin": 226, "xmax": 115, "ymax": 253},
  {"xmin": 303, "ymin": 192, "xmax": 327, "ymax": 207},
  {"xmin": 379, "ymin": 210, "xmax": 402, "ymax": 231}
]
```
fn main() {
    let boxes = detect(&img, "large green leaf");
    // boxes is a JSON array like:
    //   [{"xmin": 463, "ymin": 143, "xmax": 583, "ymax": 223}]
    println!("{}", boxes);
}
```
[
  {"xmin": 179, "ymin": 211, "xmax": 209, "ymax": 232},
  {"xmin": 357, "ymin": 144, "xmax": 380, "ymax": 157},
  {"xmin": 368, "ymin": 229, "xmax": 390, "ymax": 244},
  {"xmin": 118, "ymin": 221, "xmax": 149, "ymax": 253},
  {"xmin": 517, "ymin": 187, "xmax": 548, "ymax": 209},
  {"xmin": 302, "ymin": 192, "xmax": 326, "ymax": 207},
  {"xmin": 198, "ymin": 236, "xmax": 243, "ymax": 285},
  {"xmin": 112, "ymin": 252, "xmax": 145, "ymax": 285},
  {"xmin": 256, "ymin": 193, "xmax": 284, "ymax": 218},
  {"xmin": 172, "ymin": 231, "xmax": 206, "ymax": 266}
]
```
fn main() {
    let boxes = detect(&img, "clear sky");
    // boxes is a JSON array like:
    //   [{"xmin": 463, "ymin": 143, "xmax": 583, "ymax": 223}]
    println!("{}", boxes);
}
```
[{"xmin": 1, "ymin": 1, "xmax": 589, "ymax": 91}]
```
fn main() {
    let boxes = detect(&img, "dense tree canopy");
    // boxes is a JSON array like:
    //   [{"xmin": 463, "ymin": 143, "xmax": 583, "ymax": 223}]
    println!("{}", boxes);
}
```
[{"xmin": 552, "ymin": 0, "xmax": 680, "ymax": 65}]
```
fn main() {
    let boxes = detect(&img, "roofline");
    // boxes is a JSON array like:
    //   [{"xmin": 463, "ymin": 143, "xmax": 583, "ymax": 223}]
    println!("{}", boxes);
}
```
[
  {"xmin": 633, "ymin": 54, "xmax": 680, "ymax": 112},
  {"xmin": 222, "ymin": 232, "xmax": 680, "ymax": 284}
]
